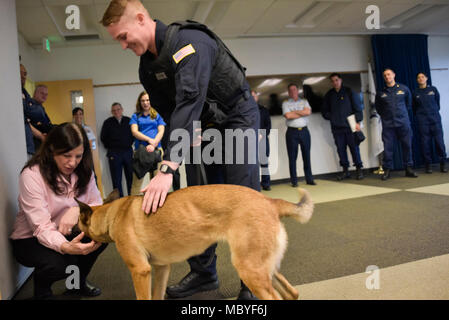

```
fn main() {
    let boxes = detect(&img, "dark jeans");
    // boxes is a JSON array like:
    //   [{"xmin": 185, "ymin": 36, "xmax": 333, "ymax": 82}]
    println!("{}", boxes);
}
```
[
  {"xmin": 382, "ymin": 125, "xmax": 413, "ymax": 169},
  {"xmin": 286, "ymin": 127, "xmax": 313, "ymax": 184},
  {"xmin": 107, "ymin": 149, "xmax": 133, "ymax": 197},
  {"xmin": 260, "ymin": 136, "xmax": 271, "ymax": 188},
  {"xmin": 419, "ymin": 122, "xmax": 447, "ymax": 164},
  {"xmin": 184, "ymin": 96, "xmax": 261, "ymax": 278},
  {"xmin": 11, "ymin": 236, "xmax": 107, "ymax": 298},
  {"xmin": 332, "ymin": 127, "xmax": 363, "ymax": 168}
]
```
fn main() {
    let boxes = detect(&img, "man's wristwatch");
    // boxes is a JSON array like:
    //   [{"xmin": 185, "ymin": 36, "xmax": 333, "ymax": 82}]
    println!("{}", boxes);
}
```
[{"xmin": 160, "ymin": 164, "xmax": 176, "ymax": 175}]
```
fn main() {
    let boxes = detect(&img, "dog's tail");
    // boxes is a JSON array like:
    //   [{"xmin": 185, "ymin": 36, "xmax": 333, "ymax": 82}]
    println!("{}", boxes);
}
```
[{"xmin": 273, "ymin": 188, "xmax": 314, "ymax": 224}]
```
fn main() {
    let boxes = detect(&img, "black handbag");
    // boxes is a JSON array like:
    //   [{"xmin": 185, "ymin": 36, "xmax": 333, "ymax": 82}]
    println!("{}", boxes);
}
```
[
  {"xmin": 354, "ymin": 131, "xmax": 366, "ymax": 145},
  {"xmin": 132, "ymin": 145, "xmax": 162, "ymax": 179}
]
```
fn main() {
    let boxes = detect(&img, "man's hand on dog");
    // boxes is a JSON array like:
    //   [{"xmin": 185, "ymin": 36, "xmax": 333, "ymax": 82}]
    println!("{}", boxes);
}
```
[
  {"xmin": 141, "ymin": 161, "xmax": 179, "ymax": 214},
  {"xmin": 60, "ymin": 232, "xmax": 102, "ymax": 255}
]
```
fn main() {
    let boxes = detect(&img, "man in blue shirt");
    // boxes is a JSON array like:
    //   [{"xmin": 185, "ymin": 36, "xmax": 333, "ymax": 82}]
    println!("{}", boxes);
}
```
[
  {"xmin": 20, "ymin": 64, "xmax": 35, "ymax": 156},
  {"xmin": 28, "ymin": 85, "xmax": 53, "ymax": 151},
  {"xmin": 375, "ymin": 68, "xmax": 418, "ymax": 180},
  {"xmin": 322, "ymin": 73, "xmax": 364, "ymax": 180},
  {"xmin": 412, "ymin": 72, "xmax": 447, "ymax": 173}
]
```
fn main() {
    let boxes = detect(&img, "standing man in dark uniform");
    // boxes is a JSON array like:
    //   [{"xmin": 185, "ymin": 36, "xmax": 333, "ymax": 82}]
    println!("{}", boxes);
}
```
[
  {"xmin": 252, "ymin": 90, "xmax": 271, "ymax": 190},
  {"xmin": 322, "ymin": 73, "xmax": 364, "ymax": 180},
  {"xmin": 375, "ymin": 68, "xmax": 418, "ymax": 180},
  {"xmin": 413, "ymin": 72, "xmax": 447, "ymax": 173},
  {"xmin": 29, "ymin": 85, "xmax": 53, "ymax": 151},
  {"xmin": 20, "ymin": 64, "xmax": 35, "ymax": 157},
  {"xmin": 102, "ymin": 0, "xmax": 260, "ymax": 300},
  {"xmin": 100, "ymin": 102, "xmax": 134, "ymax": 197}
]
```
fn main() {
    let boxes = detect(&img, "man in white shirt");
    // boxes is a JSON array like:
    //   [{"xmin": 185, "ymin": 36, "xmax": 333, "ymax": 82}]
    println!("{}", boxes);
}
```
[{"xmin": 282, "ymin": 83, "xmax": 316, "ymax": 187}]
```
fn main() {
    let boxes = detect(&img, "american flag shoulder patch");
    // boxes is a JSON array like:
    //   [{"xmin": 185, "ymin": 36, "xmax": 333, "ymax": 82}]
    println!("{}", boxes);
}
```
[{"xmin": 173, "ymin": 44, "xmax": 196, "ymax": 64}]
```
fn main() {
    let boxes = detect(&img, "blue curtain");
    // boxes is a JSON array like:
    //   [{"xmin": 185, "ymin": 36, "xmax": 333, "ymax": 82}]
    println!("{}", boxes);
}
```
[{"xmin": 371, "ymin": 34, "xmax": 436, "ymax": 169}]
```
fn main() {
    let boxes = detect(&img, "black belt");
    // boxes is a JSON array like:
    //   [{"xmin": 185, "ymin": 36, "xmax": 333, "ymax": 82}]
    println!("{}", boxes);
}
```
[{"xmin": 288, "ymin": 126, "xmax": 308, "ymax": 131}]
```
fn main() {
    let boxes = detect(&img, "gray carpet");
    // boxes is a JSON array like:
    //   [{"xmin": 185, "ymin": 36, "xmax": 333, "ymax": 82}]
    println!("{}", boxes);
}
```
[{"xmin": 12, "ymin": 170, "xmax": 449, "ymax": 300}]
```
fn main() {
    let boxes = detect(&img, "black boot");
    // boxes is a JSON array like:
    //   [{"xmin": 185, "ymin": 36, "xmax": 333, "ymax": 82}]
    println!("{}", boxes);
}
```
[
  {"xmin": 425, "ymin": 164, "xmax": 432, "ymax": 174},
  {"xmin": 381, "ymin": 169, "xmax": 391, "ymax": 181},
  {"xmin": 63, "ymin": 280, "xmax": 101, "ymax": 297},
  {"xmin": 237, "ymin": 281, "xmax": 259, "ymax": 300},
  {"xmin": 405, "ymin": 166, "xmax": 418, "ymax": 178},
  {"xmin": 441, "ymin": 162, "xmax": 448, "ymax": 173},
  {"xmin": 166, "ymin": 271, "xmax": 219, "ymax": 298},
  {"xmin": 337, "ymin": 167, "xmax": 351, "ymax": 181},
  {"xmin": 356, "ymin": 167, "xmax": 364, "ymax": 180}
]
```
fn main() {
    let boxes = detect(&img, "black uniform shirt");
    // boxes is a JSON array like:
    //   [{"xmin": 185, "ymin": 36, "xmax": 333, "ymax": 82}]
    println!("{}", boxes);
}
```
[
  {"xmin": 139, "ymin": 20, "xmax": 219, "ymax": 162},
  {"xmin": 100, "ymin": 116, "xmax": 134, "ymax": 154}
]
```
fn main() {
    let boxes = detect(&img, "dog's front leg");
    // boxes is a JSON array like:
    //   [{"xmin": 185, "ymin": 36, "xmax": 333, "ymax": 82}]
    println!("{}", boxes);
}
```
[
  {"xmin": 116, "ymin": 241, "xmax": 152, "ymax": 300},
  {"xmin": 152, "ymin": 264, "xmax": 170, "ymax": 300}
]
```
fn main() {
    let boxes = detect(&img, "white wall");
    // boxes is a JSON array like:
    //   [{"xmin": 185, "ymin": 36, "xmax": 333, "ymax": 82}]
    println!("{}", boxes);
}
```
[
  {"xmin": 0, "ymin": 0, "xmax": 33, "ymax": 300},
  {"xmin": 29, "ymin": 35, "xmax": 374, "ymax": 194},
  {"xmin": 31, "ymin": 35, "xmax": 370, "ymax": 83},
  {"xmin": 20, "ymin": 32, "xmax": 449, "ymax": 187}
]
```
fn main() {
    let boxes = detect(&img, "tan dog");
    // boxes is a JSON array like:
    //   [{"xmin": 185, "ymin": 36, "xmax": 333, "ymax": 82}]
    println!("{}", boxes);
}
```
[{"xmin": 76, "ymin": 184, "xmax": 313, "ymax": 300}]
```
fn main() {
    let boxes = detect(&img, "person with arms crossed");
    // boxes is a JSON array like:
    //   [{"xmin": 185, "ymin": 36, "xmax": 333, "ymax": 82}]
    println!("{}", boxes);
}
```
[{"xmin": 283, "ymin": 83, "xmax": 316, "ymax": 187}]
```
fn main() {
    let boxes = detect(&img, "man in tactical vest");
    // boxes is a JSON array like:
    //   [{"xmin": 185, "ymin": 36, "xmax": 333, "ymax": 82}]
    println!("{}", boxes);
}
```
[{"xmin": 102, "ymin": 0, "xmax": 260, "ymax": 300}]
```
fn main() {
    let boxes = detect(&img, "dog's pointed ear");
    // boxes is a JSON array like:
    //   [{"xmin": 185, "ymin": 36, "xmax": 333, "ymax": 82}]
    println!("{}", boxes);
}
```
[
  {"xmin": 104, "ymin": 189, "xmax": 120, "ymax": 204},
  {"xmin": 75, "ymin": 198, "xmax": 93, "ymax": 225}
]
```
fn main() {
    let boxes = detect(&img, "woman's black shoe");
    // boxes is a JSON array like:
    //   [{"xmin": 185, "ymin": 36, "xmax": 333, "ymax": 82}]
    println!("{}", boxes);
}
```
[{"xmin": 64, "ymin": 280, "xmax": 101, "ymax": 297}]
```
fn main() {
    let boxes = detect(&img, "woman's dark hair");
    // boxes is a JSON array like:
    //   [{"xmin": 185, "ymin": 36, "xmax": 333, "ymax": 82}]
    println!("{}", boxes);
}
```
[
  {"xmin": 72, "ymin": 107, "xmax": 84, "ymax": 116},
  {"xmin": 416, "ymin": 72, "xmax": 428, "ymax": 78},
  {"xmin": 22, "ymin": 122, "xmax": 94, "ymax": 197}
]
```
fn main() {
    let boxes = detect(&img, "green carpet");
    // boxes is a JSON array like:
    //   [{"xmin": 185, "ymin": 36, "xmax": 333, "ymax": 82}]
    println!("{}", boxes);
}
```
[{"xmin": 12, "ymin": 171, "xmax": 449, "ymax": 300}]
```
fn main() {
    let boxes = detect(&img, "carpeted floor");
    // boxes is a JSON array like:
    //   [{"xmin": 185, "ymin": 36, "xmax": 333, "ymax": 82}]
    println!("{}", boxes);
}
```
[{"xmin": 12, "ymin": 168, "xmax": 449, "ymax": 300}]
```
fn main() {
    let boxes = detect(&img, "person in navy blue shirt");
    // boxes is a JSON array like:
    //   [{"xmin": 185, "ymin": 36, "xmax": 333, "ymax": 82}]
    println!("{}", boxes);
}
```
[
  {"xmin": 375, "ymin": 68, "xmax": 418, "ymax": 180},
  {"xmin": 20, "ymin": 64, "xmax": 35, "ymax": 156},
  {"xmin": 28, "ymin": 85, "xmax": 53, "ymax": 151},
  {"xmin": 412, "ymin": 72, "xmax": 447, "ymax": 173},
  {"xmin": 322, "ymin": 73, "xmax": 364, "ymax": 180},
  {"xmin": 129, "ymin": 91, "xmax": 166, "ymax": 195},
  {"xmin": 100, "ymin": 102, "xmax": 135, "ymax": 197},
  {"xmin": 252, "ymin": 90, "xmax": 272, "ymax": 190},
  {"xmin": 102, "ymin": 0, "xmax": 261, "ymax": 300}
]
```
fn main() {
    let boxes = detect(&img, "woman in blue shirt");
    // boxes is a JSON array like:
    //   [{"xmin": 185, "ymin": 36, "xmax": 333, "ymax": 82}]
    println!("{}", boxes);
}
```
[{"xmin": 130, "ymin": 91, "xmax": 166, "ymax": 195}]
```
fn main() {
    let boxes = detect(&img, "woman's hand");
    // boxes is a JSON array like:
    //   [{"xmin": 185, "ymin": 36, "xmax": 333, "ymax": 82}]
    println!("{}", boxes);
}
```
[
  {"xmin": 58, "ymin": 206, "xmax": 80, "ymax": 235},
  {"xmin": 146, "ymin": 144, "xmax": 155, "ymax": 153},
  {"xmin": 147, "ymin": 137, "xmax": 156, "ymax": 146},
  {"xmin": 60, "ymin": 232, "xmax": 102, "ymax": 255}
]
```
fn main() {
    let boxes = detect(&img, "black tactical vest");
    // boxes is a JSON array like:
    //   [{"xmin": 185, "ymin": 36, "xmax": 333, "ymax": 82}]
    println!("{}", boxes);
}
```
[{"xmin": 139, "ymin": 20, "xmax": 248, "ymax": 123}]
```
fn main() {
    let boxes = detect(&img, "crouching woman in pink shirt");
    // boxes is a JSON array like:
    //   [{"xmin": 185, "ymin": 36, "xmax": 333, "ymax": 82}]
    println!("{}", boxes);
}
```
[{"xmin": 10, "ymin": 122, "xmax": 107, "ymax": 300}]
